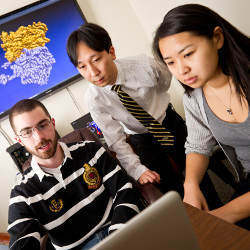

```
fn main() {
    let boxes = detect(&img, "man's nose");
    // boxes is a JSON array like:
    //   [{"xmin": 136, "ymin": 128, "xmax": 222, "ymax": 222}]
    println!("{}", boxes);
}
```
[
  {"xmin": 32, "ymin": 127, "xmax": 44, "ymax": 140},
  {"xmin": 89, "ymin": 65, "xmax": 99, "ymax": 77}
]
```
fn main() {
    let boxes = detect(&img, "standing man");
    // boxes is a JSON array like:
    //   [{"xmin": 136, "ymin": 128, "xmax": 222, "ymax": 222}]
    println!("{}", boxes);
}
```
[
  {"xmin": 8, "ymin": 99, "xmax": 144, "ymax": 249},
  {"xmin": 67, "ymin": 23, "xmax": 186, "ymax": 194}
]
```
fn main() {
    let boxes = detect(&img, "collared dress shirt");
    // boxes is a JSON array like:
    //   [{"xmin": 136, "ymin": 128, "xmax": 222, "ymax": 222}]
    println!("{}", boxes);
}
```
[{"xmin": 87, "ymin": 55, "xmax": 172, "ymax": 180}]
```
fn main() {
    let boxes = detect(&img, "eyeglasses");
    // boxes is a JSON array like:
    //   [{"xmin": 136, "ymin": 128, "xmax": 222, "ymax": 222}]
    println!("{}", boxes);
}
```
[{"xmin": 18, "ymin": 119, "xmax": 52, "ymax": 138}]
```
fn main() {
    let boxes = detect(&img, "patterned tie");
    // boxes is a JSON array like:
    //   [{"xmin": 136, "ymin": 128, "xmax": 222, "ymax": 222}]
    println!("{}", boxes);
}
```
[{"xmin": 111, "ymin": 84, "xmax": 175, "ymax": 148}]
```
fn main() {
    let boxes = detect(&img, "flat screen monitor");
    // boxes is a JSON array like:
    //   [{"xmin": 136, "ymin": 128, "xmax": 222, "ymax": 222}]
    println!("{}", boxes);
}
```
[{"xmin": 0, "ymin": 0, "xmax": 86, "ymax": 119}]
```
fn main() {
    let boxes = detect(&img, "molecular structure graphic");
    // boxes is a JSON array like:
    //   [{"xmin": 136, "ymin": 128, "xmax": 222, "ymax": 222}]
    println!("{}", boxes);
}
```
[{"xmin": 0, "ymin": 22, "xmax": 55, "ymax": 85}]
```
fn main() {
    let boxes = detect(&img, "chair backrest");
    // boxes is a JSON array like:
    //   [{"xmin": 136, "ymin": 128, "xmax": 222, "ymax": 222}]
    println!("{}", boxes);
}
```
[{"xmin": 59, "ymin": 127, "xmax": 99, "ymax": 144}]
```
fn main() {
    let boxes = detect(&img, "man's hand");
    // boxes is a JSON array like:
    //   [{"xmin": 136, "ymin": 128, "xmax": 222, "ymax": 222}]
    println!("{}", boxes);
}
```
[
  {"xmin": 183, "ymin": 182, "xmax": 209, "ymax": 211},
  {"xmin": 138, "ymin": 170, "xmax": 160, "ymax": 184}
]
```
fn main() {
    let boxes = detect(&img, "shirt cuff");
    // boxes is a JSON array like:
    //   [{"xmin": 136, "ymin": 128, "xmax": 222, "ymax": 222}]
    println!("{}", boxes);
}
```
[{"xmin": 131, "ymin": 164, "xmax": 149, "ymax": 180}]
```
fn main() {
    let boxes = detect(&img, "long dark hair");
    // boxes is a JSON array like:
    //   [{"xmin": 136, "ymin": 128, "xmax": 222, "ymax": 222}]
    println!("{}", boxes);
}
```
[{"xmin": 153, "ymin": 4, "xmax": 250, "ymax": 103}]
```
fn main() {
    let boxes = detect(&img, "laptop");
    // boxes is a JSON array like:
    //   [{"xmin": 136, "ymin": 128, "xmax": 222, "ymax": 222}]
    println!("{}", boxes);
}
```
[{"xmin": 92, "ymin": 191, "xmax": 200, "ymax": 250}]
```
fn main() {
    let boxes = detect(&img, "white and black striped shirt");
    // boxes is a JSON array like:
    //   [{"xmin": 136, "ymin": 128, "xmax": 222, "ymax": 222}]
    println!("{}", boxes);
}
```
[{"xmin": 8, "ymin": 141, "xmax": 143, "ymax": 249}]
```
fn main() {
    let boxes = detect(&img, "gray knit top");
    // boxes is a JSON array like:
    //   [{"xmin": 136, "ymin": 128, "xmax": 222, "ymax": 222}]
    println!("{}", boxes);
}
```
[
  {"xmin": 183, "ymin": 88, "xmax": 249, "ymax": 181},
  {"xmin": 203, "ymin": 92, "xmax": 250, "ymax": 173}
]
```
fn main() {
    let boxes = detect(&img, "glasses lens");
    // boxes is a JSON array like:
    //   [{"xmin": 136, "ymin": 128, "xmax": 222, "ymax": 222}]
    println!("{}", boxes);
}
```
[
  {"xmin": 20, "ymin": 129, "xmax": 32, "ymax": 138},
  {"xmin": 19, "ymin": 120, "xmax": 51, "ymax": 138}
]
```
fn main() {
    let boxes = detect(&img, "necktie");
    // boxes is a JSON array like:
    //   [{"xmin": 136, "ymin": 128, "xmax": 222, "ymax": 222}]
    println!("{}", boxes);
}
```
[{"xmin": 111, "ymin": 84, "xmax": 175, "ymax": 148}]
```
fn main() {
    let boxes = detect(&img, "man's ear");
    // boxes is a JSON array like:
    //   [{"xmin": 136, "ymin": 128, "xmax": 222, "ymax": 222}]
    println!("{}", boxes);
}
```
[
  {"xmin": 213, "ymin": 26, "xmax": 224, "ymax": 50},
  {"xmin": 109, "ymin": 46, "xmax": 116, "ymax": 60},
  {"xmin": 51, "ymin": 118, "xmax": 55, "ymax": 127},
  {"xmin": 15, "ymin": 136, "xmax": 23, "ymax": 146}
]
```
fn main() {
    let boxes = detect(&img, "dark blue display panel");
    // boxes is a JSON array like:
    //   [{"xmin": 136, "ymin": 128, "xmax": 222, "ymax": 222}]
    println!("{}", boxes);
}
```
[{"xmin": 0, "ymin": 0, "xmax": 86, "ymax": 118}]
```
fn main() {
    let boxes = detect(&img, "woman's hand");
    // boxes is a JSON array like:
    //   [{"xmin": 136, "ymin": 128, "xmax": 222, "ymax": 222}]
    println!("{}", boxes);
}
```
[
  {"xmin": 183, "ymin": 182, "xmax": 209, "ymax": 211},
  {"xmin": 208, "ymin": 207, "xmax": 235, "ymax": 223},
  {"xmin": 184, "ymin": 153, "xmax": 210, "ymax": 210},
  {"xmin": 209, "ymin": 192, "xmax": 250, "ymax": 223}
]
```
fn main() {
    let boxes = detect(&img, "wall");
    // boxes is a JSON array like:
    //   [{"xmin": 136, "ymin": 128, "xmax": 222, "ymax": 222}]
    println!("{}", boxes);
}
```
[{"xmin": 0, "ymin": 0, "xmax": 249, "ymax": 232}]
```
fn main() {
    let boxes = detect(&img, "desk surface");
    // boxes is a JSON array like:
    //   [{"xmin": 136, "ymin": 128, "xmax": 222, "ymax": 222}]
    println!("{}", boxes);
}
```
[{"xmin": 185, "ymin": 203, "xmax": 250, "ymax": 250}]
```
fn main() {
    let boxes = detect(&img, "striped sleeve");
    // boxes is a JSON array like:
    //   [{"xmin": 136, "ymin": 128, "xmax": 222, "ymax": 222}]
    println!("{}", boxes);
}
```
[
  {"xmin": 96, "ymin": 147, "xmax": 145, "ymax": 233},
  {"xmin": 183, "ymin": 93, "xmax": 216, "ymax": 156},
  {"xmin": 8, "ymin": 187, "xmax": 46, "ymax": 249}
]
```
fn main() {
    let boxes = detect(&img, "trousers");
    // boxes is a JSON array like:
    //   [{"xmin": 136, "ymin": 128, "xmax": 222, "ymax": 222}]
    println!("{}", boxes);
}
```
[{"xmin": 80, "ymin": 226, "xmax": 109, "ymax": 250}]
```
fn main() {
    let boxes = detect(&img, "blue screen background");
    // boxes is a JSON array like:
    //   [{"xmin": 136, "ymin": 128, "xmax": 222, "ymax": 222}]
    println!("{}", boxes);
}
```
[{"xmin": 0, "ymin": 0, "xmax": 85, "ymax": 116}]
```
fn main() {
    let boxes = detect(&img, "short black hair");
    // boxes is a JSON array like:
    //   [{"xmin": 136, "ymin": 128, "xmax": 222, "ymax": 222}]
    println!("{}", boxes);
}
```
[
  {"xmin": 67, "ymin": 23, "xmax": 112, "ymax": 67},
  {"xmin": 9, "ymin": 99, "xmax": 51, "ymax": 133}
]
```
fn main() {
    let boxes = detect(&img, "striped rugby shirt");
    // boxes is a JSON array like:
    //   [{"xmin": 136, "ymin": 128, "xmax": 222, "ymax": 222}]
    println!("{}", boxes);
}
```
[{"xmin": 8, "ymin": 141, "xmax": 144, "ymax": 249}]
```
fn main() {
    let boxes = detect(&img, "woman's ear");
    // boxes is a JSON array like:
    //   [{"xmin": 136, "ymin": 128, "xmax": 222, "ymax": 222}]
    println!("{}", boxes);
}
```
[{"xmin": 213, "ymin": 26, "xmax": 224, "ymax": 50}]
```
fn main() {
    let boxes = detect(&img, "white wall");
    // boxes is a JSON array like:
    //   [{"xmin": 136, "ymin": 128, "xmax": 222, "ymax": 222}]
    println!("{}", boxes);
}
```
[{"xmin": 0, "ymin": 0, "xmax": 249, "ymax": 232}]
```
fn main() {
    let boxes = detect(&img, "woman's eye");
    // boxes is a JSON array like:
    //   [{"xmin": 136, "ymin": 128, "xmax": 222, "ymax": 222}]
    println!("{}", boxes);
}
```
[
  {"xmin": 184, "ymin": 51, "xmax": 193, "ymax": 58},
  {"xmin": 166, "ymin": 61, "xmax": 174, "ymax": 66}
]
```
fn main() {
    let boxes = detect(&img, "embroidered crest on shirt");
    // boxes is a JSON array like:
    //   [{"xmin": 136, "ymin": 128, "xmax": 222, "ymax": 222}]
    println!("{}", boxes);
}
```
[
  {"xmin": 83, "ymin": 163, "xmax": 101, "ymax": 189},
  {"xmin": 49, "ymin": 199, "xmax": 63, "ymax": 212}
]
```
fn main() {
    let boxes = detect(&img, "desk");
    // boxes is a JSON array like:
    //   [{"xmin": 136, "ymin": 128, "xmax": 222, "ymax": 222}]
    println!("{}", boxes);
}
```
[
  {"xmin": 138, "ymin": 184, "xmax": 250, "ymax": 249},
  {"xmin": 185, "ymin": 204, "xmax": 250, "ymax": 250}
]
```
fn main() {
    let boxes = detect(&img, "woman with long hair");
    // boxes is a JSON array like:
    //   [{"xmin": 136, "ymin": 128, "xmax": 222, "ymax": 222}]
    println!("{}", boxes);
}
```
[{"xmin": 153, "ymin": 4, "xmax": 250, "ymax": 229}]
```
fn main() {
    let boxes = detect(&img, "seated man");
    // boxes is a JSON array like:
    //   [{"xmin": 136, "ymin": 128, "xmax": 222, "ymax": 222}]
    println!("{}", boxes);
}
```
[
  {"xmin": 7, "ymin": 99, "xmax": 144, "ymax": 249},
  {"xmin": 66, "ymin": 23, "xmax": 186, "ymax": 194}
]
